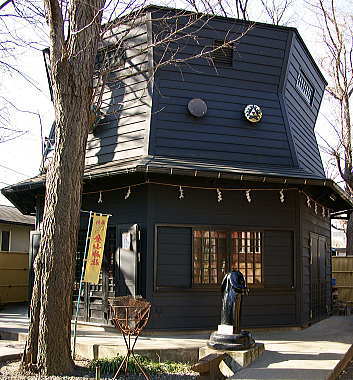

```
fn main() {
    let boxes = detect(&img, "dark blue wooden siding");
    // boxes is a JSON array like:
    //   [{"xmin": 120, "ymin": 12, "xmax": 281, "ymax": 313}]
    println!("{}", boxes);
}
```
[
  {"xmin": 81, "ymin": 10, "xmax": 326, "ymax": 182},
  {"xmin": 283, "ymin": 34, "xmax": 326, "ymax": 178},
  {"xmin": 85, "ymin": 18, "xmax": 152, "ymax": 166},
  {"xmin": 149, "ymin": 16, "xmax": 296, "ymax": 170},
  {"xmin": 264, "ymin": 230, "xmax": 294, "ymax": 288},
  {"xmin": 147, "ymin": 183, "xmax": 299, "ymax": 329},
  {"xmin": 300, "ymin": 194, "xmax": 331, "ymax": 324},
  {"xmin": 156, "ymin": 226, "xmax": 192, "ymax": 288}
]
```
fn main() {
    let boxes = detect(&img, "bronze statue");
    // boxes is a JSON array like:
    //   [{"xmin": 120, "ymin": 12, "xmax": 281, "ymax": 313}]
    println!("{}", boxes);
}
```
[
  {"xmin": 220, "ymin": 270, "xmax": 247, "ymax": 333},
  {"xmin": 208, "ymin": 270, "xmax": 255, "ymax": 351}
]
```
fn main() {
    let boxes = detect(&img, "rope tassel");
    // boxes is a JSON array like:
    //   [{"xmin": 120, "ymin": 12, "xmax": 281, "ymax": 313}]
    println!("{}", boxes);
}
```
[
  {"xmin": 179, "ymin": 186, "xmax": 184, "ymax": 199},
  {"xmin": 124, "ymin": 186, "xmax": 131, "ymax": 200},
  {"xmin": 217, "ymin": 188, "xmax": 222, "ymax": 202}
]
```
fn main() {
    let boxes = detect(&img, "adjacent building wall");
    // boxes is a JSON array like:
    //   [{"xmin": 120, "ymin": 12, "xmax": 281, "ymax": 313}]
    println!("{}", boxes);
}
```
[
  {"xmin": 0, "ymin": 251, "xmax": 28, "ymax": 303},
  {"xmin": 0, "ymin": 222, "xmax": 33, "ymax": 303},
  {"xmin": 332, "ymin": 257, "xmax": 353, "ymax": 303},
  {"xmin": 0, "ymin": 222, "xmax": 33, "ymax": 253}
]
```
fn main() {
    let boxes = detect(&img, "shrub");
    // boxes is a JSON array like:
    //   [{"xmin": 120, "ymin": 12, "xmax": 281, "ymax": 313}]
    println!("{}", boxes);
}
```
[{"xmin": 89, "ymin": 354, "xmax": 193, "ymax": 375}]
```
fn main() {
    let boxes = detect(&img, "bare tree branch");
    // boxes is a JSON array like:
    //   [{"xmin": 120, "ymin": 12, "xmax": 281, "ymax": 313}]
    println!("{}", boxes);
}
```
[
  {"xmin": 260, "ymin": 0, "xmax": 295, "ymax": 25},
  {"xmin": 0, "ymin": 0, "xmax": 12, "ymax": 11},
  {"xmin": 307, "ymin": 0, "xmax": 353, "ymax": 252}
]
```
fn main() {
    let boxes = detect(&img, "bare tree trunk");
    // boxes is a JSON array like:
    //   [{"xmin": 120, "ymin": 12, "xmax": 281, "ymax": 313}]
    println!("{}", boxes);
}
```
[
  {"xmin": 21, "ymin": 0, "xmax": 104, "ymax": 374},
  {"xmin": 36, "ymin": 76, "xmax": 86, "ymax": 372},
  {"xmin": 21, "ymin": 254, "xmax": 42, "ymax": 372},
  {"xmin": 23, "ymin": 64, "xmax": 93, "ymax": 374}
]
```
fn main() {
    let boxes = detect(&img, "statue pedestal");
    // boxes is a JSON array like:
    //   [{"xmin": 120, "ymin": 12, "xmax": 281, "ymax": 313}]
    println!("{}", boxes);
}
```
[
  {"xmin": 199, "ymin": 343, "xmax": 265, "ymax": 377},
  {"xmin": 208, "ymin": 325, "xmax": 255, "ymax": 351}
]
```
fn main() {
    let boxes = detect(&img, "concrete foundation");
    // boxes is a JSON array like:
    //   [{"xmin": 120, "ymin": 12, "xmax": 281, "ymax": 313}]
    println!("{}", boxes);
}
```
[
  {"xmin": 199, "ymin": 343, "xmax": 265, "ymax": 376},
  {"xmin": 76, "ymin": 342, "xmax": 200, "ymax": 362}
]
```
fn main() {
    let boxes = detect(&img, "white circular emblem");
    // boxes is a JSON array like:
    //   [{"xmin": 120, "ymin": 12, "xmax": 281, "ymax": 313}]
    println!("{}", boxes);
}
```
[{"xmin": 244, "ymin": 104, "xmax": 262, "ymax": 123}]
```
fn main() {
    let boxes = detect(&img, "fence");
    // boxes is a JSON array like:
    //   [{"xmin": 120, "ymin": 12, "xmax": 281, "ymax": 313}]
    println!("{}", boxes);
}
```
[
  {"xmin": 0, "ymin": 251, "xmax": 28, "ymax": 304},
  {"xmin": 332, "ymin": 256, "xmax": 353, "ymax": 303}
]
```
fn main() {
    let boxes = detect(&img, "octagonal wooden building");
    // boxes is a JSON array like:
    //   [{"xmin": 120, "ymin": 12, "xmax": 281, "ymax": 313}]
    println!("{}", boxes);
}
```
[{"xmin": 3, "ymin": 6, "xmax": 351, "ymax": 330}]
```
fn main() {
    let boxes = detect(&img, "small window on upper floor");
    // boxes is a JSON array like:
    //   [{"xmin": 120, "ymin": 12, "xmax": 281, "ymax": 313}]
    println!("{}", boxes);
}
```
[
  {"xmin": 94, "ymin": 46, "xmax": 126, "ymax": 73},
  {"xmin": 296, "ymin": 71, "xmax": 314, "ymax": 105},
  {"xmin": 211, "ymin": 40, "xmax": 234, "ymax": 67},
  {"xmin": 1, "ymin": 230, "xmax": 10, "ymax": 252}
]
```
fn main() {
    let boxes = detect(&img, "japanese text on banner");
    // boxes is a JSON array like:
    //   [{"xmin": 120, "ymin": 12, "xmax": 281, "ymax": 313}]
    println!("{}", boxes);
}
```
[{"xmin": 83, "ymin": 213, "xmax": 110, "ymax": 284}]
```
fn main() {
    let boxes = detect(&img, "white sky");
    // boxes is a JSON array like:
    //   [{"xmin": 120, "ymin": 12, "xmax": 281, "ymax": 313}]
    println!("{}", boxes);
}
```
[
  {"xmin": 0, "ymin": 0, "xmax": 345, "ymax": 206},
  {"xmin": 0, "ymin": 12, "xmax": 54, "ymax": 205}
]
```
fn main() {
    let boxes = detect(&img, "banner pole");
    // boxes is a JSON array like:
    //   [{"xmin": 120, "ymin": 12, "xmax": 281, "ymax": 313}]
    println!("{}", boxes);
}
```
[{"xmin": 72, "ymin": 211, "xmax": 93, "ymax": 359}]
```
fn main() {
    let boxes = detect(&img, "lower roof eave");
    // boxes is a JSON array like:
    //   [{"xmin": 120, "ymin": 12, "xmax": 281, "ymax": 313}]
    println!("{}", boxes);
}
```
[{"xmin": 2, "ymin": 156, "xmax": 352, "ymax": 214}]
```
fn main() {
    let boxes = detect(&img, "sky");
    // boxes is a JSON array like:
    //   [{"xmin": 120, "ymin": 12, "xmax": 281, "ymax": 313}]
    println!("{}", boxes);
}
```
[
  {"xmin": 0, "ymin": 11, "xmax": 54, "ymax": 205},
  {"xmin": 0, "ymin": 0, "xmax": 345, "ymax": 207}
]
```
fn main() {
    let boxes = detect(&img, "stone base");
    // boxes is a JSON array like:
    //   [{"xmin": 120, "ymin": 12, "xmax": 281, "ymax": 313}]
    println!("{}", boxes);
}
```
[
  {"xmin": 208, "ymin": 330, "xmax": 255, "ymax": 351},
  {"xmin": 199, "ymin": 343, "xmax": 265, "ymax": 377}
]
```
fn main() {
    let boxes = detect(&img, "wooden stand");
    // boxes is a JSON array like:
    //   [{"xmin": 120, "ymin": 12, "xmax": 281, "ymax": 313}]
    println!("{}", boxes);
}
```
[{"xmin": 191, "ymin": 353, "xmax": 226, "ymax": 380}]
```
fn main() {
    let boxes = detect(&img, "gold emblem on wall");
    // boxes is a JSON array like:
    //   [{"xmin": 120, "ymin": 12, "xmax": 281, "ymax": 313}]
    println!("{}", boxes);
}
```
[{"xmin": 244, "ymin": 104, "xmax": 263, "ymax": 123}]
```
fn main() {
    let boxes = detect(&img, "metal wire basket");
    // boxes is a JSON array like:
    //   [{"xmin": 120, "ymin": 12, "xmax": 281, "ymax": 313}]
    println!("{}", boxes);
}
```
[
  {"xmin": 108, "ymin": 296, "xmax": 151, "ymax": 335},
  {"xmin": 108, "ymin": 296, "xmax": 151, "ymax": 379}
]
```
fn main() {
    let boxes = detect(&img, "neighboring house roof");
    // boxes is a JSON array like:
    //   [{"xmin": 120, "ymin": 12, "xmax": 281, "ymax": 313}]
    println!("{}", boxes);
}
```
[{"xmin": 0, "ymin": 204, "xmax": 35, "ymax": 226}]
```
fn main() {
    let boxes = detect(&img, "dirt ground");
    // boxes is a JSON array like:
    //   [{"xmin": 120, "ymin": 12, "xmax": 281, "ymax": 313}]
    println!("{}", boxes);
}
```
[
  {"xmin": 0, "ymin": 359, "xmax": 197, "ymax": 380},
  {"xmin": 3, "ymin": 357, "xmax": 353, "ymax": 379}
]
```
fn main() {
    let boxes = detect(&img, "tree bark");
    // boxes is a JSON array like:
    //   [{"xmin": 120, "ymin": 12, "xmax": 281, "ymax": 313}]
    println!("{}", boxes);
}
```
[
  {"xmin": 20, "ymin": 253, "xmax": 43, "ymax": 372},
  {"xmin": 21, "ymin": 0, "xmax": 104, "ymax": 374}
]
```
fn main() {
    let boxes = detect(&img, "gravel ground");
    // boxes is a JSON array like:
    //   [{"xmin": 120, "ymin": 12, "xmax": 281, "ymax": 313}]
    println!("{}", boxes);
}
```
[{"xmin": 0, "ymin": 360, "xmax": 198, "ymax": 380}]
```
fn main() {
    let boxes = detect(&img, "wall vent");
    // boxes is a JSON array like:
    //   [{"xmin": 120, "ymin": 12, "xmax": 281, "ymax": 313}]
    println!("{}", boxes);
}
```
[
  {"xmin": 211, "ymin": 40, "xmax": 233, "ymax": 66},
  {"xmin": 296, "ymin": 71, "xmax": 314, "ymax": 105}
]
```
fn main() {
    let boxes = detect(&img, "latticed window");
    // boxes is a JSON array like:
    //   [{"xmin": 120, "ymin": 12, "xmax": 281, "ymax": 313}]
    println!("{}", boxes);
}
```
[
  {"xmin": 193, "ymin": 229, "xmax": 263, "ymax": 286},
  {"xmin": 231, "ymin": 232, "xmax": 262, "ymax": 285},
  {"xmin": 193, "ymin": 230, "xmax": 228, "ymax": 285}
]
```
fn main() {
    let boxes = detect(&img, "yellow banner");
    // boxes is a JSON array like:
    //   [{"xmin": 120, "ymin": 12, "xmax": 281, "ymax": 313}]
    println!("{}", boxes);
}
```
[{"xmin": 83, "ymin": 213, "xmax": 110, "ymax": 284}]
